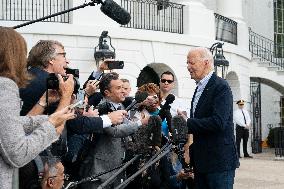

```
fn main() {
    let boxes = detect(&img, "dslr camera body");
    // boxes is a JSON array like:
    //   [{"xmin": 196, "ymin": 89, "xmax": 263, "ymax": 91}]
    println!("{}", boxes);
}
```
[{"xmin": 46, "ymin": 68, "xmax": 80, "ymax": 94}]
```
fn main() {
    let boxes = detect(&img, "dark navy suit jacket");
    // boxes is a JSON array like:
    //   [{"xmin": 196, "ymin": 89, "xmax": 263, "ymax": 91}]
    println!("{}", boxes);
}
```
[{"xmin": 187, "ymin": 73, "xmax": 239, "ymax": 173}]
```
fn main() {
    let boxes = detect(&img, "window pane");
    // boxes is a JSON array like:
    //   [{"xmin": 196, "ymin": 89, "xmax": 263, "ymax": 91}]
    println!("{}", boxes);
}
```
[
  {"xmin": 278, "ymin": 9, "xmax": 283, "ymax": 20},
  {"xmin": 278, "ymin": 0, "xmax": 282, "ymax": 8},
  {"xmin": 278, "ymin": 22, "xmax": 283, "ymax": 32}
]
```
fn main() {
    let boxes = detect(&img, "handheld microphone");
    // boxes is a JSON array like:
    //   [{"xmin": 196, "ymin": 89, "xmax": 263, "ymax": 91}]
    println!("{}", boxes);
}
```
[
  {"xmin": 125, "ymin": 91, "xmax": 148, "ymax": 111},
  {"xmin": 159, "ymin": 94, "xmax": 175, "ymax": 132},
  {"xmin": 171, "ymin": 115, "xmax": 188, "ymax": 144},
  {"xmin": 171, "ymin": 115, "xmax": 193, "ymax": 174},
  {"xmin": 122, "ymin": 96, "xmax": 134, "ymax": 108},
  {"xmin": 100, "ymin": 0, "xmax": 131, "ymax": 25},
  {"xmin": 148, "ymin": 115, "xmax": 162, "ymax": 147},
  {"xmin": 128, "ymin": 115, "xmax": 162, "ymax": 155},
  {"xmin": 97, "ymin": 101, "xmax": 113, "ymax": 115},
  {"xmin": 162, "ymin": 94, "xmax": 175, "ymax": 110},
  {"xmin": 159, "ymin": 94, "xmax": 175, "ymax": 119}
]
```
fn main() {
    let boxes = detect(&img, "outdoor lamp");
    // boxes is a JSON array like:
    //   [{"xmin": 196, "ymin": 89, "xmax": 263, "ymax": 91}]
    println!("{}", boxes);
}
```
[
  {"xmin": 94, "ymin": 31, "xmax": 116, "ymax": 64},
  {"xmin": 210, "ymin": 42, "xmax": 229, "ymax": 79}
]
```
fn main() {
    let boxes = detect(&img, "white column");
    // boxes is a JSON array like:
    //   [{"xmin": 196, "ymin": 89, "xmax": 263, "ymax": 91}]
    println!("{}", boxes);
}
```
[
  {"xmin": 217, "ymin": 0, "xmax": 249, "ymax": 52},
  {"xmin": 185, "ymin": 0, "xmax": 206, "ymax": 8},
  {"xmin": 216, "ymin": 0, "xmax": 243, "ymax": 20},
  {"xmin": 176, "ymin": 0, "xmax": 215, "ymax": 40}
]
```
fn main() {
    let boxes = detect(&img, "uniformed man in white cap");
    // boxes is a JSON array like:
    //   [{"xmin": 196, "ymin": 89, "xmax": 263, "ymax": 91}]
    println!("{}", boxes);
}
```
[{"xmin": 233, "ymin": 100, "xmax": 253, "ymax": 158}]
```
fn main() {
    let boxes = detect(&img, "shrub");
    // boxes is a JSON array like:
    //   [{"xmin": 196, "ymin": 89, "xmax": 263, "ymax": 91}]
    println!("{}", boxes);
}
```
[{"xmin": 267, "ymin": 127, "xmax": 284, "ymax": 148}]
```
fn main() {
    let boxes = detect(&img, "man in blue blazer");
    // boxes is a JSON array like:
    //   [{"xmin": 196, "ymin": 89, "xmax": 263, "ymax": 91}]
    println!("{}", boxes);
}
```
[{"xmin": 182, "ymin": 47, "xmax": 239, "ymax": 189}]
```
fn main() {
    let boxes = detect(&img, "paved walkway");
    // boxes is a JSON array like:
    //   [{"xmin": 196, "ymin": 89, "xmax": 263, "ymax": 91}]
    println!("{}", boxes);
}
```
[{"xmin": 234, "ymin": 148, "xmax": 284, "ymax": 189}]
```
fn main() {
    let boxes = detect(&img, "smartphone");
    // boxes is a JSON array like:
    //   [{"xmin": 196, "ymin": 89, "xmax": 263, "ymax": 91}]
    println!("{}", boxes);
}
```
[
  {"xmin": 105, "ymin": 61, "xmax": 124, "ymax": 69},
  {"xmin": 77, "ymin": 89, "xmax": 85, "ymax": 101},
  {"xmin": 69, "ymin": 100, "xmax": 83, "ymax": 109}
]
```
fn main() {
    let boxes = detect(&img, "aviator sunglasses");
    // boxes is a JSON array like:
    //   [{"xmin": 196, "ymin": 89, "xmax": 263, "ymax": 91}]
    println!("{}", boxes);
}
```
[{"xmin": 160, "ymin": 79, "xmax": 174, "ymax": 84}]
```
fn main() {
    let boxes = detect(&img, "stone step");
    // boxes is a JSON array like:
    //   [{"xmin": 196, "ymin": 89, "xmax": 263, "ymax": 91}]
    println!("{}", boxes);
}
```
[
  {"xmin": 257, "ymin": 61, "xmax": 270, "ymax": 67},
  {"xmin": 251, "ymin": 57, "xmax": 262, "ymax": 62},
  {"xmin": 276, "ymin": 70, "xmax": 284, "ymax": 75},
  {"xmin": 267, "ymin": 66, "xmax": 280, "ymax": 71}
]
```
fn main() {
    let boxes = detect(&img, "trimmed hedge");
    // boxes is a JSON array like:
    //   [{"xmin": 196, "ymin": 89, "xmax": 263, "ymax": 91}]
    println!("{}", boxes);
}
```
[{"xmin": 267, "ymin": 127, "xmax": 284, "ymax": 148}]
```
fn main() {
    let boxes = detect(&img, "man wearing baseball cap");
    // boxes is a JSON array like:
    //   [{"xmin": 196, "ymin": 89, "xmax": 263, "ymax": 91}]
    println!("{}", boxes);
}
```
[{"xmin": 233, "ymin": 100, "xmax": 253, "ymax": 158}]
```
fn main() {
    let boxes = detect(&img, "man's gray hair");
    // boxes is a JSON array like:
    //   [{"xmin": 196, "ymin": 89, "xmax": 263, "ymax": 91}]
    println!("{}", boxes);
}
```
[
  {"xmin": 42, "ymin": 156, "xmax": 61, "ymax": 177},
  {"xmin": 190, "ymin": 47, "xmax": 214, "ymax": 70},
  {"xmin": 27, "ymin": 40, "xmax": 64, "ymax": 69}
]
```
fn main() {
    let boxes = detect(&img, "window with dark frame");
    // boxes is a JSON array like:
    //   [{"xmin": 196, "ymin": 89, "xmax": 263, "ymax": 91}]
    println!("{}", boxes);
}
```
[
  {"xmin": 274, "ymin": 0, "xmax": 284, "ymax": 58},
  {"xmin": 280, "ymin": 96, "xmax": 284, "ymax": 126}
]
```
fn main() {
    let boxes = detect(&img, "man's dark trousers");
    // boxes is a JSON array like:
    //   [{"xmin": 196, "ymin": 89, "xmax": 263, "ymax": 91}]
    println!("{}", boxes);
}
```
[
  {"xmin": 195, "ymin": 170, "xmax": 235, "ymax": 189},
  {"xmin": 236, "ymin": 124, "xmax": 249, "ymax": 157}
]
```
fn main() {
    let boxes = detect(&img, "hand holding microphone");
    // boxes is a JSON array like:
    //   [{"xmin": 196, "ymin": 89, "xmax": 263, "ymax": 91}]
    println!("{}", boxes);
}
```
[
  {"xmin": 140, "ymin": 114, "xmax": 150, "ymax": 126},
  {"xmin": 107, "ymin": 110, "xmax": 128, "ymax": 125},
  {"xmin": 125, "ymin": 91, "xmax": 148, "ymax": 111},
  {"xmin": 177, "ymin": 109, "xmax": 188, "ymax": 121}
]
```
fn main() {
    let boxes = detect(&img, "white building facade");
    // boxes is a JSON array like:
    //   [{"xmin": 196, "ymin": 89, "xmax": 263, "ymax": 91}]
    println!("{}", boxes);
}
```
[{"xmin": 1, "ymin": 0, "xmax": 283, "ymax": 154}]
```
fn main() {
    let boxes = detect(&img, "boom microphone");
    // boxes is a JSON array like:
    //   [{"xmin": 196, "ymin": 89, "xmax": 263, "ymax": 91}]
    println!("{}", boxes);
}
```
[
  {"xmin": 171, "ymin": 115, "xmax": 188, "ymax": 144},
  {"xmin": 100, "ymin": 0, "xmax": 131, "ymax": 25},
  {"xmin": 125, "ymin": 91, "xmax": 148, "ymax": 111}
]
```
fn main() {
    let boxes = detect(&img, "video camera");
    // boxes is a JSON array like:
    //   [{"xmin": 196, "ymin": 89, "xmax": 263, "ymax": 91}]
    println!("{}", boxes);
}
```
[{"xmin": 46, "ymin": 68, "xmax": 80, "ymax": 94}]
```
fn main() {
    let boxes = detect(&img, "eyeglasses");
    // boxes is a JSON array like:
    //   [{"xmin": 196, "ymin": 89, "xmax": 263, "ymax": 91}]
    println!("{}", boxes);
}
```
[
  {"xmin": 160, "ymin": 79, "xmax": 174, "ymax": 84},
  {"xmin": 56, "ymin": 52, "xmax": 66, "ymax": 58},
  {"xmin": 48, "ymin": 173, "xmax": 69, "ymax": 181}
]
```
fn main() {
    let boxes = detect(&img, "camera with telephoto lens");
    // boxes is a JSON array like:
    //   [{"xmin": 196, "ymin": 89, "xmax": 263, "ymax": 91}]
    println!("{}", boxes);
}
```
[{"xmin": 46, "ymin": 68, "xmax": 80, "ymax": 94}]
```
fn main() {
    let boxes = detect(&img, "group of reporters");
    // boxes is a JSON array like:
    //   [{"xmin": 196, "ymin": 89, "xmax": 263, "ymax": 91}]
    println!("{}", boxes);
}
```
[{"xmin": 0, "ymin": 26, "xmax": 239, "ymax": 189}]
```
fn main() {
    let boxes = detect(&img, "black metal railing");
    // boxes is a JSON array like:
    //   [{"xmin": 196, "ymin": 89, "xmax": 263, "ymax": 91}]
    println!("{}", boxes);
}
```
[
  {"xmin": 249, "ymin": 28, "xmax": 284, "ymax": 69},
  {"xmin": 250, "ymin": 80, "xmax": 262, "ymax": 154},
  {"xmin": 0, "ymin": 0, "xmax": 70, "ymax": 23},
  {"xmin": 214, "ymin": 13, "xmax": 238, "ymax": 45},
  {"xmin": 121, "ymin": 0, "xmax": 184, "ymax": 34}
]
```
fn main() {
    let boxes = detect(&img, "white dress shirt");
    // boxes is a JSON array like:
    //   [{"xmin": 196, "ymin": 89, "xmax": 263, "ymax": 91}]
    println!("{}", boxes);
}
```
[
  {"xmin": 161, "ymin": 96, "xmax": 191, "ymax": 117},
  {"xmin": 233, "ymin": 108, "xmax": 251, "ymax": 127},
  {"xmin": 192, "ymin": 71, "xmax": 214, "ymax": 116}
]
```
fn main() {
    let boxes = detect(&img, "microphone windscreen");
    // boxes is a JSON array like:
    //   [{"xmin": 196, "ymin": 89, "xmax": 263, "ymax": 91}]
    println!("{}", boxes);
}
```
[
  {"xmin": 97, "ymin": 102, "xmax": 113, "ymax": 115},
  {"xmin": 128, "ymin": 116, "xmax": 161, "ymax": 155},
  {"xmin": 100, "ymin": 0, "xmax": 131, "ymax": 25},
  {"xmin": 125, "ymin": 92, "xmax": 148, "ymax": 111},
  {"xmin": 171, "ymin": 115, "xmax": 188, "ymax": 144},
  {"xmin": 135, "ymin": 91, "xmax": 148, "ymax": 103},
  {"xmin": 165, "ymin": 94, "xmax": 175, "ymax": 105},
  {"xmin": 148, "ymin": 115, "xmax": 162, "ymax": 147},
  {"xmin": 122, "ymin": 96, "xmax": 134, "ymax": 108}
]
